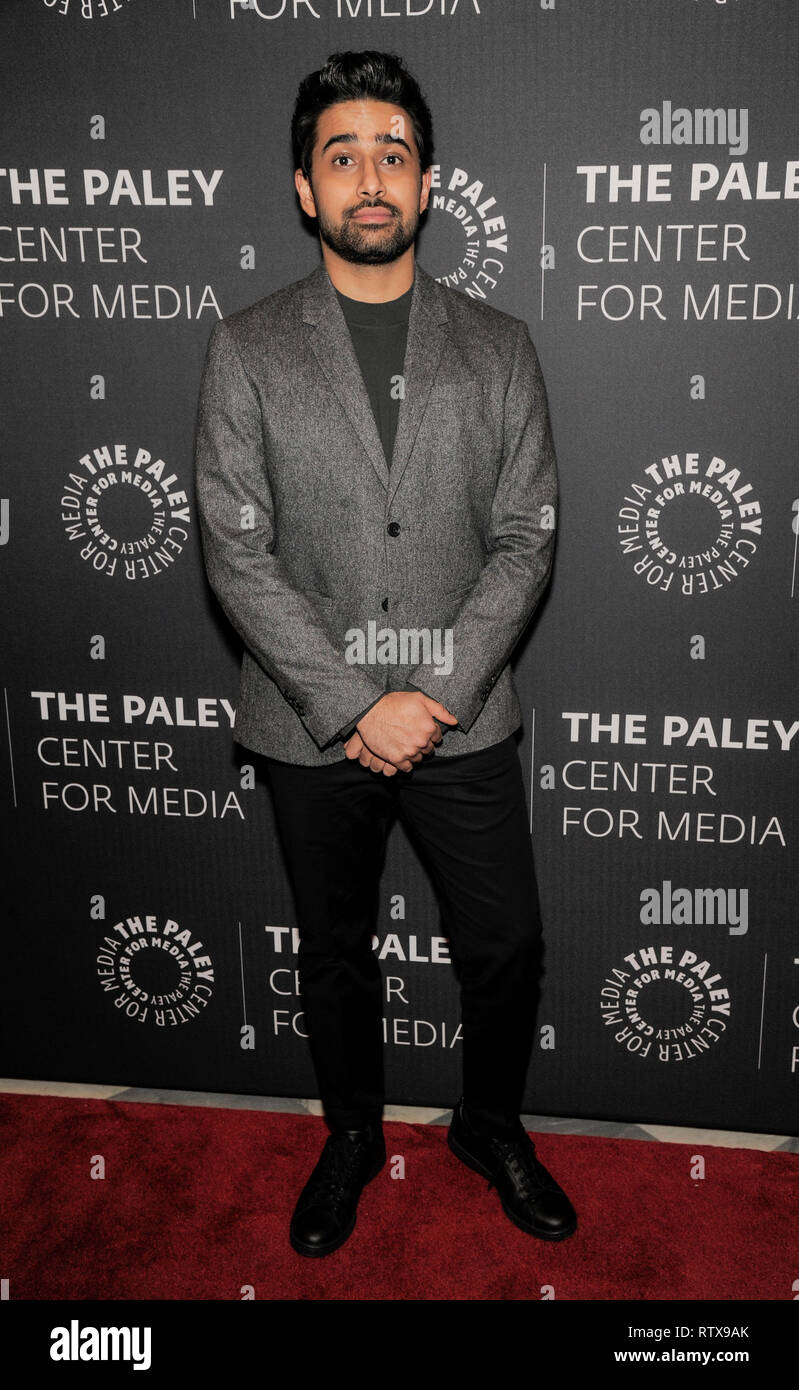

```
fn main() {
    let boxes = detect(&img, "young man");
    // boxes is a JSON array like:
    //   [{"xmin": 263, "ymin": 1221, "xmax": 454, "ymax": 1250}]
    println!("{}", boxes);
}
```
[{"xmin": 194, "ymin": 49, "xmax": 577, "ymax": 1256}]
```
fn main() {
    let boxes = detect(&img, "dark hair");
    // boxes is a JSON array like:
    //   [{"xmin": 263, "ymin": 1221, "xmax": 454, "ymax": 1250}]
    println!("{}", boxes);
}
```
[{"xmin": 291, "ymin": 50, "xmax": 435, "ymax": 181}]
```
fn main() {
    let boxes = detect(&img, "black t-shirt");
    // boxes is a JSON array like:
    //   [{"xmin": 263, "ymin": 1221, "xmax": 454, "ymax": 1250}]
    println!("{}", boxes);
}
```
[{"xmin": 334, "ymin": 283, "xmax": 413, "ymax": 469}]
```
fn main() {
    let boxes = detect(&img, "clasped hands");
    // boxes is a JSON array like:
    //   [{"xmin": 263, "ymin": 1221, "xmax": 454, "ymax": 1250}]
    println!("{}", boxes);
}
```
[{"xmin": 343, "ymin": 689, "xmax": 458, "ymax": 776}]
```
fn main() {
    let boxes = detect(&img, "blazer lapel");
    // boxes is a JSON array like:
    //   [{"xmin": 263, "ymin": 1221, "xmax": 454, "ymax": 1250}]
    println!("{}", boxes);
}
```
[{"xmin": 302, "ymin": 258, "xmax": 450, "ymax": 502}]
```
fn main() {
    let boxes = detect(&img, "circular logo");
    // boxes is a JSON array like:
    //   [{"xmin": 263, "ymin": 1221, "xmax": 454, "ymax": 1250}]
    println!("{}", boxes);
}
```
[
  {"xmin": 61, "ymin": 442, "xmax": 191, "ymax": 579},
  {"xmin": 600, "ymin": 944, "xmax": 730, "ymax": 1061},
  {"xmin": 42, "ymin": 0, "xmax": 132, "ymax": 18},
  {"xmin": 426, "ymin": 163, "xmax": 509, "ymax": 300},
  {"xmin": 617, "ymin": 449, "xmax": 762, "ymax": 596},
  {"xmin": 96, "ymin": 914, "xmax": 214, "ymax": 1027}
]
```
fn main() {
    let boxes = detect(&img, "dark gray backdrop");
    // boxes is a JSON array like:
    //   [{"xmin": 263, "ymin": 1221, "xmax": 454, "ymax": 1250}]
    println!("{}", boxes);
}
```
[{"xmin": 3, "ymin": 0, "xmax": 797, "ymax": 1134}]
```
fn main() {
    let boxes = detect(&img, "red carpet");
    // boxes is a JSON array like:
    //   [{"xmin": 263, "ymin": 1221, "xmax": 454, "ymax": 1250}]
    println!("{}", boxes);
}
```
[{"xmin": 0, "ymin": 1094, "xmax": 796, "ymax": 1300}]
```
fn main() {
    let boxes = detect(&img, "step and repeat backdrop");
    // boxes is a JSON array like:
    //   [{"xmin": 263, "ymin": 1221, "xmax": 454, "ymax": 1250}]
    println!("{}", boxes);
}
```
[{"xmin": 2, "ymin": 0, "xmax": 797, "ymax": 1134}]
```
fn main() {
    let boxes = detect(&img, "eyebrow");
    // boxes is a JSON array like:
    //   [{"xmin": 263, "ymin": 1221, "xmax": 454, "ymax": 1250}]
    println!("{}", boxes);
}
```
[{"xmin": 319, "ymin": 131, "xmax": 413, "ymax": 158}]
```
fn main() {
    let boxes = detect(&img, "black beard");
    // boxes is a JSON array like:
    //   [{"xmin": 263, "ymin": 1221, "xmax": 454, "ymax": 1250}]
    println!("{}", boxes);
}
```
[{"xmin": 315, "ymin": 201, "xmax": 419, "ymax": 265}]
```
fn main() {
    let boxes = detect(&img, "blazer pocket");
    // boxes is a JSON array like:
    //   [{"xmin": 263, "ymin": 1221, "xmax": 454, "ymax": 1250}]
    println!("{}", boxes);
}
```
[
  {"xmin": 442, "ymin": 585, "xmax": 473, "ymax": 623},
  {"xmin": 404, "ymin": 581, "xmax": 473, "ymax": 605},
  {"xmin": 300, "ymin": 589, "xmax": 333, "ymax": 612}
]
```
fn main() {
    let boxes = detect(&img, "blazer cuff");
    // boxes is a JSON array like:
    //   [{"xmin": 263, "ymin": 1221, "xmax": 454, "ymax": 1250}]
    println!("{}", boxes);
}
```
[
  {"xmin": 336, "ymin": 694, "xmax": 385, "ymax": 743},
  {"xmin": 403, "ymin": 681, "xmax": 464, "ymax": 735}
]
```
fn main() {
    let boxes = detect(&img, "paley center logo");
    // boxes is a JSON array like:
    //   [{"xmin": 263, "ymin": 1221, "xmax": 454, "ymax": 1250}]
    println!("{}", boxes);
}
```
[
  {"xmin": 96, "ymin": 913, "xmax": 215, "ymax": 1027},
  {"xmin": 600, "ymin": 944, "xmax": 731, "ymax": 1062},
  {"xmin": 617, "ymin": 448, "xmax": 762, "ymax": 595},
  {"xmin": 60, "ymin": 442, "xmax": 191, "ymax": 579},
  {"xmin": 42, "ymin": 0, "xmax": 132, "ymax": 17},
  {"xmin": 427, "ymin": 163, "xmax": 510, "ymax": 301}
]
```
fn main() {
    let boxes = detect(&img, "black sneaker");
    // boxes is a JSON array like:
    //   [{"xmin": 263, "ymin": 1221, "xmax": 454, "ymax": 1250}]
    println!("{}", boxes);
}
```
[
  {"xmin": 290, "ymin": 1124, "xmax": 386, "ymax": 1257},
  {"xmin": 448, "ymin": 1099, "xmax": 577, "ymax": 1241}
]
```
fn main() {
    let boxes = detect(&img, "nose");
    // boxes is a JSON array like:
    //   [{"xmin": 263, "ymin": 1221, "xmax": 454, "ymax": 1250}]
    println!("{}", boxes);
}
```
[{"xmin": 358, "ymin": 156, "xmax": 386, "ymax": 200}]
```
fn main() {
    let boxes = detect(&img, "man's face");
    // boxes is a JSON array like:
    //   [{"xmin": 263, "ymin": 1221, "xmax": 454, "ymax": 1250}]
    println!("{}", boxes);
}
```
[{"xmin": 295, "ymin": 98, "xmax": 431, "ymax": 265}]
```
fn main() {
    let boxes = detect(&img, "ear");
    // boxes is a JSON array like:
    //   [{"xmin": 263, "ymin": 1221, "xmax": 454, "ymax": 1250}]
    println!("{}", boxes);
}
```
[{"xmin": 295, "ymin": 167, "xmax": 316, "ymax": 219}]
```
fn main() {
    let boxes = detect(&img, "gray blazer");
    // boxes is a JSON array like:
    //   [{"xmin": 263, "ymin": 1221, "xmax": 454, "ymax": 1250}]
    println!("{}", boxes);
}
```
[{"xmin": 193, "ymin": 259, "xmax": 558, "ymax": 766}]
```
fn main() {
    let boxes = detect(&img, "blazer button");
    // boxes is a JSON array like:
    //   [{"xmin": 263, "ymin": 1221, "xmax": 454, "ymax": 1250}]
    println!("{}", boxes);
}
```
[
  {"xmin": 381, "ymin": 597, "xmax": 389, "ymax": 611},
  {"xmin": 386, "ymin": 521, "xmax": 401, "ymax": 536}
]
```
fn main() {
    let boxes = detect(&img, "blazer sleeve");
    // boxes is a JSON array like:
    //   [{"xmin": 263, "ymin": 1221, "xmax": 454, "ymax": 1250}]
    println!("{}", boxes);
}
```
[
  {"xmin": 405, "ymin": 318, "xmax": 558, "ymax": 734},
  {"xmin": 335, "ymin": 683, "xmax": 440, "ymax": 745},
  {"xmin": 194, "ymin": 318, "xmax": 386, "ymax": 752},
  {"xmin": 335, "ymin": 694, "xmax": 385, "ymax": 743}
]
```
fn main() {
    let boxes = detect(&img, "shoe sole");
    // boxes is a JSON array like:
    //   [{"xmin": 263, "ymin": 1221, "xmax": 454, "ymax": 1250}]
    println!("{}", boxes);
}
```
[
  {"xmin": 447, "ymin": 1130, "xmax": 577, "ymax": 1242},
  {"xmin": 289, "ymin": 1149, "xmax": 387, "ymax": 1258}
]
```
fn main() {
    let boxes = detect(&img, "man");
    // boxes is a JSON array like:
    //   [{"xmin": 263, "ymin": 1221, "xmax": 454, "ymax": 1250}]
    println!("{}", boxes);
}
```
[{"xmin": 194, "ymin": 49, "xmax": 577, "ymax": 1257}]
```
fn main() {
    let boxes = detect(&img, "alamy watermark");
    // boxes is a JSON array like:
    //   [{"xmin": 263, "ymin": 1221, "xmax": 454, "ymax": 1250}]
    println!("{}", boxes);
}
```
[{"xmin": 344, "ymin": 624, "xmax": 453, "ymax": 676}]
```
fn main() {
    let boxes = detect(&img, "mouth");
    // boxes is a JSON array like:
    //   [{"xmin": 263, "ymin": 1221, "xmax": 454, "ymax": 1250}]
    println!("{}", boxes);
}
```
[{"xmin": 352, "ymin": 209, "xmax": 394, "ymax": 223}]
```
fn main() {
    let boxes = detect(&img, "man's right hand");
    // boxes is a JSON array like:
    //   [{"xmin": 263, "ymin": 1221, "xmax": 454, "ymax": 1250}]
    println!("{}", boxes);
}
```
[{"xmin": 354, "ymin": 691, "xmax": 458, "ymax": 772}]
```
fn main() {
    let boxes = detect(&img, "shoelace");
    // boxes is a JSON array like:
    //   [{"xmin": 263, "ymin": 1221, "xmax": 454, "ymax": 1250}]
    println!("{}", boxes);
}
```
[
  {"xmin": 485, "ymin": 1137, "xmax": 558, "ymax": 1201},
  {"xmin": 309, "ymin": 1135, "xmax": 371, "ymax": 1207}
]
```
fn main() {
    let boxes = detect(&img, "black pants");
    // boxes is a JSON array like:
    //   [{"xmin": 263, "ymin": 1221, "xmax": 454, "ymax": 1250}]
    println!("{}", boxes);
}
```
[{"xmin": 264, "ymin": 734, "xmax": 544, "ymax": 1140}]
